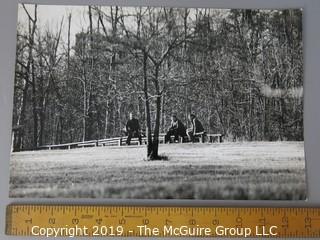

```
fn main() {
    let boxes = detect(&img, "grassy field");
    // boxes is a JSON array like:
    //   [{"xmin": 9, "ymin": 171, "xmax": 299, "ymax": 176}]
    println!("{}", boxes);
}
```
[{"xmin": 9, "ymin": 141, "xmax": 306, "ymax": 200}]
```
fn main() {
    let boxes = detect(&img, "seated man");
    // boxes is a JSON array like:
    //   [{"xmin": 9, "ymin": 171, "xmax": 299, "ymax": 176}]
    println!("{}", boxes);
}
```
[
  {"xmin": 165, "ymin": 115, "xmax": 187, "ymax": 143},
  {"xmin": 186, "ymin": 114, "xmax": 205, "ymax": 142},
  {"xmin": 126, "ymin": 113, "xmax": 142, "ymax": 145}
]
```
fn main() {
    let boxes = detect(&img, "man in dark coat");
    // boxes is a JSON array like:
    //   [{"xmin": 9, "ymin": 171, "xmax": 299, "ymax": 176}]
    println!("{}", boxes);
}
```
[
  {"xmin": 187, "ymin": 114, "xmax": 204, "ymax": 142},
  {"xmin": 165, "ymin": 115, "xmax": 187, "ymax": 143},
  {"xmin": 126, "ymin": 113, "xmax": 142, "ymax": 145}
]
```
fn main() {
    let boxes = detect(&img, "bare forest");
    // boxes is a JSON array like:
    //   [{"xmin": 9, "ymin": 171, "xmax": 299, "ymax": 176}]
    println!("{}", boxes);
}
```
[{"xmin": 12, "ymin": 5, "xmax": 303, "ymax": 159}]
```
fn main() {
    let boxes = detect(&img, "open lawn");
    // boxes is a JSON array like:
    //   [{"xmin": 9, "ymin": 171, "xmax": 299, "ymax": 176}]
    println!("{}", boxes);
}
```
[{"xmin": 9, "ymin": 141, "xmax": 306, "ymax": 200}]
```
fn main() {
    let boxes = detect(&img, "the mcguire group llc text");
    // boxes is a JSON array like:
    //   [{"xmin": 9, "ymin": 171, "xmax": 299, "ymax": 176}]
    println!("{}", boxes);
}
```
[{"xmin": 30, "ymin": 224, "xmax": 278, "ymax": 237}]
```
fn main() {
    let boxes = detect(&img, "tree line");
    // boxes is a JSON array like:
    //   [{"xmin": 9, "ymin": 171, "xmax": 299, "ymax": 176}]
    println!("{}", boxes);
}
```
[{"xmin": 12, "ymin": 5, "xmax": 303, "ymax": 158}]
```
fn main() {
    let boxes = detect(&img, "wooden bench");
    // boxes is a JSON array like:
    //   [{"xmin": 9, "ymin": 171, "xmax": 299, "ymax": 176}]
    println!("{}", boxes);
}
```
[
  {"xmin": 193, "ymin": 131, "xmax": 206, "ymax": 143},
  {"xmin": 124, "ymin": 134, "xmax": 165, "ymax": 145},
  {"xmin": 158, "ymin": 133, "xmax": 166, "ymax": 144},
  {"xmin": 122, "ymin": 135, "xmax": 167, "ymax": 145},
  {"xmin": 189, "ymin": 132, "xmax": 223, "ymax": 143},
  {"xmin": 120, "ymin": 137, "xmax": 146, "ymax": 146},
  {"xmin": 207, "ymin": 133, "xmax": 223, "ymax": 143},
  {"xmin": 168, "ymin": 135, "xmax": 188, "ymax": 143}
]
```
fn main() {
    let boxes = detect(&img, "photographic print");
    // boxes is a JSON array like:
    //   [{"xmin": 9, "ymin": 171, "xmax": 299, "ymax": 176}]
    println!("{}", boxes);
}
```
[{"xmin": 10, "ymin": 4, "xmax": 305, "ymax": 199}]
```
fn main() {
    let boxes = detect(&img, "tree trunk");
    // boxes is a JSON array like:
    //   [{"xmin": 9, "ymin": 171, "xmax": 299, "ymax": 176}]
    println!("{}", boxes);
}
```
[
  {"xmin": 31, "ymin": 51, "xmax": 38, "ymax": 148},
  {"xmin": 152, "ymin": 95, "xmax": 161, "ymax": 159},
  {"xmin": 150, "ymin": 65, "xmax": 161, "ymax": 160},
  {"xmin": 183, "ymin": 9, "xmax": 189, "ymax": 123},
  {"xmin": 82, "ymin": 81, "xmax": 86, "ymax": 142},
  {"xmin": 161, "ymin": 93, "xmax": 166, "ymax": 132},
  {"xmin": 15, "ymin": 81, "xmax": 29, "ymax": 151},
  {"xmin": 143, "ymin": 51, "xmax": 153, "ymax": 159},
  {"xmin": 38, "ymin": 38, "xmax": 46, "ymax": 147},
  {"xmin": 28, "ymin": 5, "xmax": 38, "ymax": 149},
  {"xmin": 104, "ymin": 102, "xmax": 109, "ymax": 138}
]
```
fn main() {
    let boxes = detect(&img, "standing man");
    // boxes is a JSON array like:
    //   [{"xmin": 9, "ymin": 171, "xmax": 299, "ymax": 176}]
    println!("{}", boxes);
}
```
[
  {"xmin": 165, "ymin": 115, "xmax": 187, "ymax": 143},
  {"xmin": 186, "ymin": 114, "xmax": 205, "ymax": 142},
  {"xmin": 126, "ymin": 112, "xmax": 142, "ymax": 145}
]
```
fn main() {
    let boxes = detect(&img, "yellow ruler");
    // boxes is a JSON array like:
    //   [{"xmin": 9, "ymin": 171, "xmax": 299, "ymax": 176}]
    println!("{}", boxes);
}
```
[{"xmin": 5, "ymin": 205, "xmax": 320, "ymax": 238}]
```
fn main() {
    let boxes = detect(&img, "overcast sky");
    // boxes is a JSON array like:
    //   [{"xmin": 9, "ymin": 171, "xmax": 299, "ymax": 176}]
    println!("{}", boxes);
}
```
[
  {"xmin": 18, "ymin": 4, "xmax": 90, "ymax": 45},
  {"xmin": 17, "ymin": 4, "xmax": 232, "ymax": 46}
]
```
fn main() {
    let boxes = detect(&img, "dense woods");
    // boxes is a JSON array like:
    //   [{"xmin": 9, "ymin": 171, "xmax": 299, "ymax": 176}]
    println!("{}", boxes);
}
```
[{"xmin": 12, "ymin": 5, "xmax": 303, "ymax": 156}]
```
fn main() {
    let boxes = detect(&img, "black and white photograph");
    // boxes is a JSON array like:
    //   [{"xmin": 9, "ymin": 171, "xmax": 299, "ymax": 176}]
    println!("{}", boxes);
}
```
[{"xmin": 9, "ymin": 4, "xmax": 305, "ymax": 199}]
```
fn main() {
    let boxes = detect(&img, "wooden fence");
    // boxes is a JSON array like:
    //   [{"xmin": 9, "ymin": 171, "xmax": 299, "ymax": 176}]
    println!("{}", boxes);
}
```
[{"xmin": 38, "ymin": 133, "xmax": 222, "ymax": 150}]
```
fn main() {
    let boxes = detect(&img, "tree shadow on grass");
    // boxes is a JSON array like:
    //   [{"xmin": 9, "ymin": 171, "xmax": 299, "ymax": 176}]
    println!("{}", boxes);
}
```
[{"xmin": 144, "ymin": 154, "xmax": 169, "ymax": 161}]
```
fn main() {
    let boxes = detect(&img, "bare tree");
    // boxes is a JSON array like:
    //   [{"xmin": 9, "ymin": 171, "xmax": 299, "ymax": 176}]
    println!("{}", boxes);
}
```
[{"xmin": 117, "ymin": 7, "xmax": 190, "ymax": 159}]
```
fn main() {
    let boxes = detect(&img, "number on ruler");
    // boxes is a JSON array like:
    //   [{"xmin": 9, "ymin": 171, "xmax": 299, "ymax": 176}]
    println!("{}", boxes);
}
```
[
  {"xmin": 48, "ymin": 218, "xmax": 55, "ymax": 224},
  {"xmin": 72, "ymin": 218, "xmax": 79, "ymax": 224}
]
